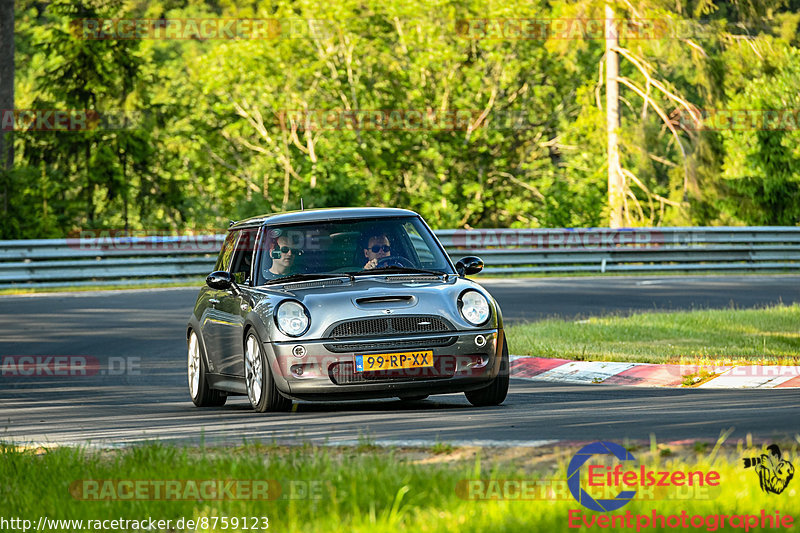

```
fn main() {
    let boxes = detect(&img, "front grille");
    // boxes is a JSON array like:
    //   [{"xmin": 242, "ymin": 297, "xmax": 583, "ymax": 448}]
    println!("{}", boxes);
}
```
[
  {"xmin": 328, "ymin": 315, "xmax": 452, "ymax": 339},
  {"xmin": 323, "ymin": 336, "xmax": 457, "ymax": 353},
  {"xmin": 329, "ymin": 356, "xmax": 457, "ymax": 385}
]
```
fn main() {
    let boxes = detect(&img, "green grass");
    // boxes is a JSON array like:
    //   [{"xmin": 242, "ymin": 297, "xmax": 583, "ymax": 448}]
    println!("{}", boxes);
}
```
[
  {"xmin": 431, "ymin": 441, "xmax": 456, "ymax": 455},
  {"xmin": 4, "ymin": 438, "xmax": 799, "ymax": 532},
  {"xmin": 506, "ymin": 304, "xmax": 800, "ymax": 364}
]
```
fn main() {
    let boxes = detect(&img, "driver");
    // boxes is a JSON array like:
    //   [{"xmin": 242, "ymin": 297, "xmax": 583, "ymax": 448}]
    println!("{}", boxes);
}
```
[{"xmin": 362, "ymin": 232, "xmax": 391, "ymax": 270}]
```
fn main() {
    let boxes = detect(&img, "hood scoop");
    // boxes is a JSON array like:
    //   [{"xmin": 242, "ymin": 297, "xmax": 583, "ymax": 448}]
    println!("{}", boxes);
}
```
[{"xmin": 353, "ymin": 295, "xmax": 416, "ymax": 309}]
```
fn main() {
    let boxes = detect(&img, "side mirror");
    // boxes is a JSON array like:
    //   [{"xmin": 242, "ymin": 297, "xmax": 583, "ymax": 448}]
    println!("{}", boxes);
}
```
[
  {"xmin": 206, "ymin": 270, "xmax": 235, "ymax": 291},
  {"xmin": 455, "ymin": 256, "xmax": 484, "ymax": 277}
]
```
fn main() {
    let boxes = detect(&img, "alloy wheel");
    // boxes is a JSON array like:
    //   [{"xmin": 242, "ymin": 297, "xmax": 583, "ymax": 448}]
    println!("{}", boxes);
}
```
[{"xmin": 245, "ymin": 333, "xmax": 263, "ymax": 407}]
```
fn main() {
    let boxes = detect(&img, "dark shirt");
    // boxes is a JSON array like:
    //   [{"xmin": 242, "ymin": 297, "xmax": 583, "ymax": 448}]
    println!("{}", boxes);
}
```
[{"xmin": 262, "ymin": 268, "xmax": 294, "ymax": 281}]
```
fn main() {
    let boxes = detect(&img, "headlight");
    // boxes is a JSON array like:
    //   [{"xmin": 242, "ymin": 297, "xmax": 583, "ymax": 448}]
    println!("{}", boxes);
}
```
[
  {"xmin": 459, "ymin": 290, "xmax": 490, "ymax": 326},
  {"xmin": 275, "ymin": 300, "xmax": 310, "ymax": 337}
]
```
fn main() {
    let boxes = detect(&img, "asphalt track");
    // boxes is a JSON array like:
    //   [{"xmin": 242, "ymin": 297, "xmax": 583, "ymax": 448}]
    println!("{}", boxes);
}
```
[
  {"xmin": 1, "ymin": 275, "xmax": 798, "ymax": 447},
  {"xmin": 481, "ymin": 274, "xmax": 800, "ymax": 322}
]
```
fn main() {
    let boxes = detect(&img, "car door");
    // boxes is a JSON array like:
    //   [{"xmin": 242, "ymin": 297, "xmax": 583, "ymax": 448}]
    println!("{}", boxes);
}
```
[
  {"xmin": 201, "ymin": 228, "xmax": 254, "ymax": 375},
  {"xmin": 200, "ymin": 230, "xmax": 237, "ymax": 373},
  {"xmin": 214, "ymin": 228, "xmax": 258, "ymax": 376}
]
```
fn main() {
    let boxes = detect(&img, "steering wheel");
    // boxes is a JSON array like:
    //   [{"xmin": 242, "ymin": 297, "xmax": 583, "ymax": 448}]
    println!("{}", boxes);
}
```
[{"xmin": 376, "ymin": 256, "xmax": 415, "ymax": 269}]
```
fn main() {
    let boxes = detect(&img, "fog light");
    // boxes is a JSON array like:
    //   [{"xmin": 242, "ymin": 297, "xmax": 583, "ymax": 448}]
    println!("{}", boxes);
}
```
[
  {"xmin": 460, "ymin": 355, "xmax": 487, "ymax": 370},
  {"xmin": 292, "ymin": 345, "xmax": 307, "ymax": 358},
  {"xmin": 474, "ymin": 334, "xmax": 486, "ymax": 347}
]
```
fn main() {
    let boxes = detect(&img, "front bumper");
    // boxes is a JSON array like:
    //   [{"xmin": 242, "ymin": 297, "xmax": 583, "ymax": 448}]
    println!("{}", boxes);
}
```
[{"xmin": 264, "ymin": 329, "xmax": 503, "ymax": 400}]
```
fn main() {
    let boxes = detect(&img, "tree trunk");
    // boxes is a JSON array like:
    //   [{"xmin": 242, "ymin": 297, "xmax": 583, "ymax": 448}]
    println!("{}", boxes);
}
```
[
  {"xmin": 605, "ymin": 4, "xmax": 623, "ymax": 228},
  {"xmin": 86, "ymin": 143, "xmax": 94, "ymax": 224},
  {"xmin": 120, "ymin": 139, "xmax": 128, "ymax": 232},
  {"xmin": 0, "ymin": 0, "xmax": 15, "ymax": 215}
]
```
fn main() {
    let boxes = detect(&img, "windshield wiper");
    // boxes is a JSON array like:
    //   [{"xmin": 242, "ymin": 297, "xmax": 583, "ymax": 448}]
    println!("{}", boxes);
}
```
[
  {"xmin": 263, "ymin": 273, "xmax": 354, "ymax": 286},
  {"xmin": 351, "ymin": 266, "xmax": 447, "ymax": 277}
]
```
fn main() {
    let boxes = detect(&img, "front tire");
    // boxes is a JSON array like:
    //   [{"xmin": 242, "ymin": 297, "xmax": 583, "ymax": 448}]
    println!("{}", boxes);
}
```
[
  {"xmin": 244, "ymin": 330, "xmax": 292, "ymax": 413},
  {"xmin": 188, "ymin": 330, "xmax": 227, "ymax": 407},
  {"xmin": 465, "ymin": 338, "xmax": 509, "ymax": 407}
]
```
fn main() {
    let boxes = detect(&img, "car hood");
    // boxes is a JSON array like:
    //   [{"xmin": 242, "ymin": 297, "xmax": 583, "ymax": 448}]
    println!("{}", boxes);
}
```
[{"xmin": 251, "ymin": 276, "xmax": 497, "ymax": 340}]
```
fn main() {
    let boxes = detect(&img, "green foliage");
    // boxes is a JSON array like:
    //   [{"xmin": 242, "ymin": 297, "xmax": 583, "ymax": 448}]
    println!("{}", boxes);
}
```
[
  {"xmin": 6, "ymin": 0, "xmax": 800, "ymax": 238},
  {"xmin": 718, "ymin": 45, "xmax": 800, "ymax": 224}
]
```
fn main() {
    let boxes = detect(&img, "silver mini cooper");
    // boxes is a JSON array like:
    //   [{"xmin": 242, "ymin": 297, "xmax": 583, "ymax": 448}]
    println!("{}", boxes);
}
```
[{"xmin": 187, "ymin": 207, "xmax": 509, "ymax": 412}]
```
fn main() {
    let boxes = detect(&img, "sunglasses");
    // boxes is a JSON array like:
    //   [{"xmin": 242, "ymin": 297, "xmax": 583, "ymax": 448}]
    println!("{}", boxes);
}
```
[
  {"xmin": 272, "ymin": 246, "xmax": 303, "ymax": 258},
  {"xmin": 369, "ymin": 245, "xmax": 391, "ymax": 253}
]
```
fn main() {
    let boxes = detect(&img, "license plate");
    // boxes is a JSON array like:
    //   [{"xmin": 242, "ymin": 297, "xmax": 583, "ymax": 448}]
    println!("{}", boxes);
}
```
[{"xmin": 355, "ymin": 350, "xmax": 433, "ymax": 372}]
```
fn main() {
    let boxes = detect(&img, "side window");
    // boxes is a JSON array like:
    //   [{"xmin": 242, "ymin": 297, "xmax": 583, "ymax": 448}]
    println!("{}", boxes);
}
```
[
  {"xmin": 230, "ymin": 229, "xmax": 258, "ymax": 285},
  {"xmin": 214, "ymin": 231, "xmax": 238, "ymax": 272},
  {"xmin": 403, "ymin": 222, "xmax": 435, "ymax": 265}
]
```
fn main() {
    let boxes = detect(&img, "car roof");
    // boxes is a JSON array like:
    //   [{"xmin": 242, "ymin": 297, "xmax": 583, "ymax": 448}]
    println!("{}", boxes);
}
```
[{"xmin": 228, "ymin": 207, "xmax": 419, "ymax": 230}]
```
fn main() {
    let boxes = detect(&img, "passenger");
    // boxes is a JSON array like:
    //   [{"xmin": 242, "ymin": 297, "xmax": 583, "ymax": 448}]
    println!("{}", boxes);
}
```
[{"xmin": 263, "ymin": 234, "xmax": 302, "ymax": 280}]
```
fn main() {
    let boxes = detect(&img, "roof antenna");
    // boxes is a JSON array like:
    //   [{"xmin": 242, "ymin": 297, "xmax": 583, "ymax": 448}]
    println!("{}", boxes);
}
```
[{"xmin": 300, "ymin": 198, "xmax": 304, "ymax": 211}]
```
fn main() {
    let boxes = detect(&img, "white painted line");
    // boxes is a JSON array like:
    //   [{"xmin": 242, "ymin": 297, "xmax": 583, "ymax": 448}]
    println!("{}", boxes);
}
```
[
  {"xmin": 533, "ymin": 361, "xmax": 638, "ymax": 384},
  {"xmin": 2, "ymin": 438, "xmax": 562, "ymax": 449},
  {"xmin": 699, "ymin": 366, "xmax": 800, "ymax": 389},
  {"xmin": 764, "ymin": 374, "xmax": 800, "ymax": 387},
  {"xmin": 328, "ymin": 439, "xmax": 560, "ymax": 448}
]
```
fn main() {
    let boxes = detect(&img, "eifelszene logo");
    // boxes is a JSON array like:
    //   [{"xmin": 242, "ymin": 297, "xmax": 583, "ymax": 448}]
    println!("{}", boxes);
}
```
[
  {"xmin": 568, "ymin": 441, "xmax": 637, "ymax": 511},
  {"xmin": 567, "ymin": 441, "xmax": 720, "ymax": 512},
  {"xmin": 743, "ymin": 444, "xmax": 795, "ymax": 495}
]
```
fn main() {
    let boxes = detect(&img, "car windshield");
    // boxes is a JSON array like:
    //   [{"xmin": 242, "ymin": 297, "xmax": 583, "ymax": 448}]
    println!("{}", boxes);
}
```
[{"xmin": 255, "ymin": 216, "xmax": 454, "ymax": 285}]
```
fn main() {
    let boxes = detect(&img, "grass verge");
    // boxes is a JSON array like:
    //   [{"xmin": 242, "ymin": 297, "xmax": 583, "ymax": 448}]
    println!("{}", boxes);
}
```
[
  {"xmin": 3, "ymin": 438, "xmax": 798, "ymax": 532},
  {"xmin": 506, "ymin": 304, "xmax": 800, "ymax": 364}
]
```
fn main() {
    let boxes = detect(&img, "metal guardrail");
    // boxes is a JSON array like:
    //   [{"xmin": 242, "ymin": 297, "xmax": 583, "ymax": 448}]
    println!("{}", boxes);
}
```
[
  {"xmin": 1, "ymin": 227, "xmax": 798, "ymax": 289},
  {"xmin": 0, "ymin": 235, "xmax": 226, "ymax": 289},
  {"xmin": 437, "ymin": 227, "xmax": 800, "ymax": 274}
]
